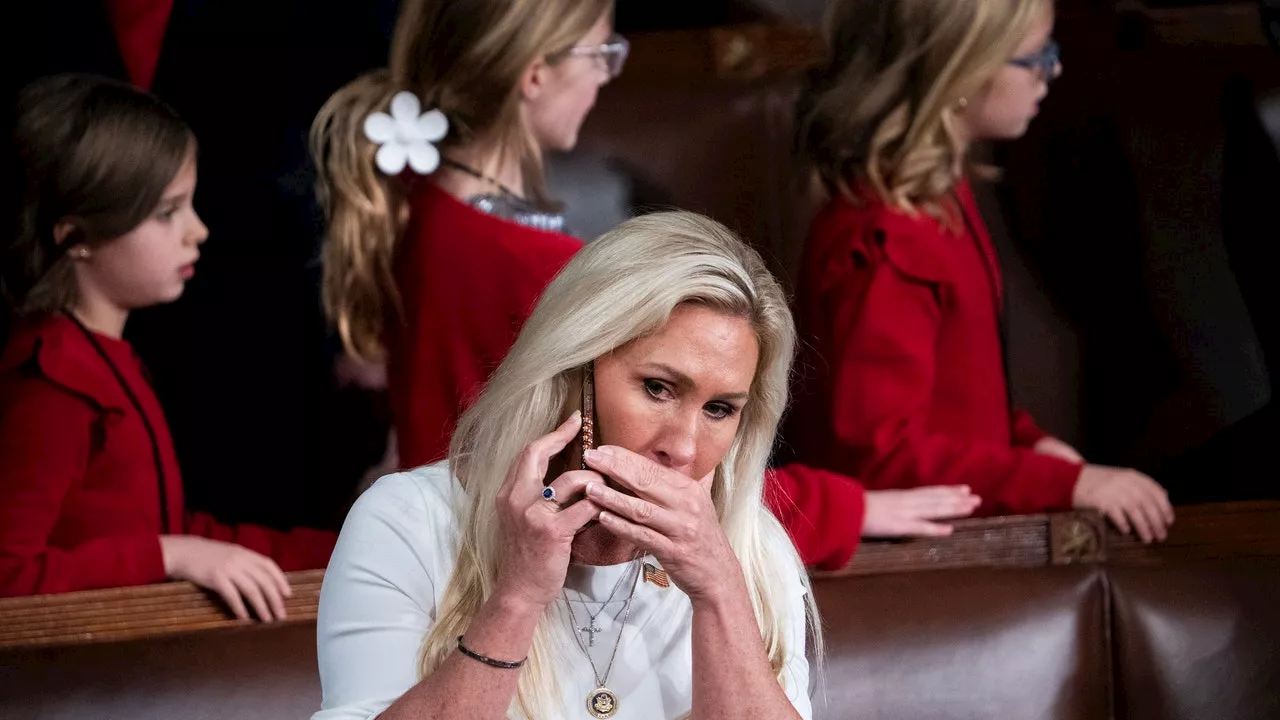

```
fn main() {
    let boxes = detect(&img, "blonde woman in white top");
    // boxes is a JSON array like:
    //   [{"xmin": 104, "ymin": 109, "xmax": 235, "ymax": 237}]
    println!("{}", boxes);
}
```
[{"xmin": 314, "ymin": 211, "xmax": 818, "ymax": 720}]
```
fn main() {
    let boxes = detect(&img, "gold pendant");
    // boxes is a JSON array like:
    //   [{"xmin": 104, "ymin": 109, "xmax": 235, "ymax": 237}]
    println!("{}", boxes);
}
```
[{"xmin": 586, "ymin": 687, "xmax": 619, "ymax": 718}]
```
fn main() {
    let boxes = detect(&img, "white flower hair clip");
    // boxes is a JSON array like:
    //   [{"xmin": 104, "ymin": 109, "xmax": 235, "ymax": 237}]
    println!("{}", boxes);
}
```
[{"xmin": 363, "ymin": 91, "xmax": 449, "ymax": 175}]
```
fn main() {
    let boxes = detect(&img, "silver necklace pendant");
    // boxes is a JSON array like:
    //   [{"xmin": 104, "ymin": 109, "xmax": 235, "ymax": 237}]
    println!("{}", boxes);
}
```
[
  {"xmin": 578, "ymin": 619, "xmax": 602, "ymax": 647},
  {"xmin": 586, "ymin": 686, "xmax": 619, "ymax": 719}
]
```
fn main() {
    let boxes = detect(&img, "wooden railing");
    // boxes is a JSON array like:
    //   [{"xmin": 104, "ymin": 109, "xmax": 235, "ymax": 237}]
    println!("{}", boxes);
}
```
[
  {"xmin": 0, "ymin": 569, "xmax": 324, "ymax": 650},
  {"xmin": 3, "ymin": 502, "xmax": 1278, "ymax": 652},
  {"xmin": 821, "ymin": 500, "xmax": 1280, "ymax": 578}
]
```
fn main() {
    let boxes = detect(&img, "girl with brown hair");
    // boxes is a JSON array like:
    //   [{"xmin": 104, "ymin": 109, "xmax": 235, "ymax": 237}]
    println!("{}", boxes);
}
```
[{"xmin": 0, "ymin": 74, "xmax": 335, "ymax": 615}]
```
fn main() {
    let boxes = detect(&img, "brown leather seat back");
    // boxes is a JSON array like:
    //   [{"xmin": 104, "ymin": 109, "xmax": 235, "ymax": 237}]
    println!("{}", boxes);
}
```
[
  {"xmin": 0, "ymin": 624, "xmax": 319, "ymax": 720},
  {"xmin": 810, "ymin": 566, "xmax": 1110, "ymax": 720},
  {"xmin": 1110, "ymin": 559, "xmax": 1280, "ymax": 720}
]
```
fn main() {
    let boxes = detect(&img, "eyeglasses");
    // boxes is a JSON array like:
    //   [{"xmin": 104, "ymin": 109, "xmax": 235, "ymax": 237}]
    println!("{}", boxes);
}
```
[
  {"xmin": 561, "ymin": 33, "xmax": 630, "ymax": 79},
  {"xmin": 1008, "ymin": 39, "xmax": 1061, "ymax": 82}
]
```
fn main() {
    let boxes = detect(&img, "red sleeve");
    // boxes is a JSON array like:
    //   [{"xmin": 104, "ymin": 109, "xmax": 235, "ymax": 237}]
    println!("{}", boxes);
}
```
[
  {"xmin": 184, "ymin": 513, "xmax": 336, "ymax": 572},
  {"xmin": 1011, "ymin": 409, "xmax": 1049, "ymax": 448},
  {"xmin": 0, "ymin": 382, "xmax": 165, "ymax": 597},
  {"xmin": 827, "ymin": 256, "xmax": 1080, "ymax": 516},
  {"xmin": 765, "ymin": 464, "xmax": 865, "ymax": 571}
]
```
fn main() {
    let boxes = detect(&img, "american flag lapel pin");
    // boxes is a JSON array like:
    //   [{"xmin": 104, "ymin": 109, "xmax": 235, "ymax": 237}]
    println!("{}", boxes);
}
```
[{"xmin": 643, "ymin": 562, "xmax": 670, "ymax": 588}]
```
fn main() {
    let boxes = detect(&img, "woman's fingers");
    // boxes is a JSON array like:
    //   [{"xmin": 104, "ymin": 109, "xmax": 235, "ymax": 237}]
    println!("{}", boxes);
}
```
[
  {"xmin": 540, "ymin": 469, "xmax": 605, "ymax": 512},
  {"xmin": 583, "ymin": 445, "xmax": 687, "ymax": 504},
  {"xmin": 507, "ymin": 412, "xmax": 583, "ymax": 500},
  {"xmin": 553, "ymin": 494, "xmax": 607, "ymax": 533},
  {"xmin": 585, "ymin": 481, "xmax": 677, "ymax": 535},
  {"xmin": 597, "ymin": 510, "xmax": 671, "ymax": 557}
]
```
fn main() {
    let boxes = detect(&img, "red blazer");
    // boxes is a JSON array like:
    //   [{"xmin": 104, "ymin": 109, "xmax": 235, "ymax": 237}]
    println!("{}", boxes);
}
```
[
  {"xmin": 388, "ymin": 182, "xmax": 584, "ymax": 468},
  {"xmin": 787, "ymin": 179, "xmax": 1081, "ymax": 515},
  {"xmin": 0, "ymin": 315, "xmax": 335, "ymax": 598}
]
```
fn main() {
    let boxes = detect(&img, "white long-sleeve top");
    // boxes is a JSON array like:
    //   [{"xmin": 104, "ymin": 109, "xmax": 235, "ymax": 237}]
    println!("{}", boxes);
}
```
[{"xmin": 312, "ymin": 462, "xmax": 813, "ymax": 720}]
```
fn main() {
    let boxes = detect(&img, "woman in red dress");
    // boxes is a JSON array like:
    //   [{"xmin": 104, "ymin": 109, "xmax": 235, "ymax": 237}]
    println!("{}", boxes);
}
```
[
  {"xmin": 789, "ymin": 0, "xmax": 1174, "ymax": 541},
  {"xmin": 0, "ymin": 75, "xmax": 335, "ymax": 614}
]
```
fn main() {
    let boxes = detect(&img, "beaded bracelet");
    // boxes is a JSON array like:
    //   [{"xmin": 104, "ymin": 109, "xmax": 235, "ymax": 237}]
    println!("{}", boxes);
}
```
[{"xmin": 456, "ymin": 635, "xmax": 526, "ymax": 669}]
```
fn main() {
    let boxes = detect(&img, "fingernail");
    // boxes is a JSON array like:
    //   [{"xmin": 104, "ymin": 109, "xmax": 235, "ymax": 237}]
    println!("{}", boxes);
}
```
[
  {"xmin": 570, "ymin": 410, "xmax": 582, "ymax": 423},
  {"xmin": 586, "ymin": 482, "xmax": 597, "ymax": 496},
  {"xmin": 599, "ymin": 510, "xmax": 610, "ymax": 523},
  {"xmin": 584, "ymin": 448, "xmax": 601, "ymax": 463}
]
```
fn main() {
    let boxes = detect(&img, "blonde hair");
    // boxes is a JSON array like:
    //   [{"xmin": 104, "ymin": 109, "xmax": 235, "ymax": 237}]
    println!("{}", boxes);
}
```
[
  {"xmin": 310, "ymin": 0, "xmax": 611, "ymax": 360},
  {"xmin": 797, "ymin": 0, "xmax": 1049, "ymax": 220},
  {"xmin": 420, "ymin": 211, "xmax": 821, "ymax": 719}
]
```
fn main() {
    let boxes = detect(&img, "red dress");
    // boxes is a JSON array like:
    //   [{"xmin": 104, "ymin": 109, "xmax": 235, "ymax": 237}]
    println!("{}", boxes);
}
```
[
  {"xmin": 0, "ymin": 315, "xmax": 335, "ymax": 597},
  {"xmin": 787, "ymin": 179, "xmax": 1082, "ymax": 515},
  {"xmin": 387, "ymin": 182, "xmax": 584, "ymax": 467}
]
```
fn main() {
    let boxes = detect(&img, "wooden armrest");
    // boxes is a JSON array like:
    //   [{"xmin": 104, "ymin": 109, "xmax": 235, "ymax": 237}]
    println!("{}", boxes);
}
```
[
  {"xmin": 1108, "ymin": 500, "xmax": 1280, "ymax": 564},
  {"xmin": 815, "ymin": 500, "xmax": 1280, "ymax": 579},
  {"xmin": 0, "ymin": 569, "xmax": 324, "ymax": 651},
  {"xmin": 816, "ymin": 510, "xmax": 1108, "ymax": 579}
]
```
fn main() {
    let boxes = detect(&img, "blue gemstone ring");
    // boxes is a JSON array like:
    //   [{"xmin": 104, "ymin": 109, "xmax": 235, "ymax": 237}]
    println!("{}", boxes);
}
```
[{"xmin": 541, "ymin": 486, "xmax": 558, "ymax": 504}]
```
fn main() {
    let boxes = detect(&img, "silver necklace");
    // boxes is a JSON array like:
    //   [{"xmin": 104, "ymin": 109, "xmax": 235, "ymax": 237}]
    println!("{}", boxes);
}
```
[
  {"xmin": 563, "ymin": 560, "xmax": 642, "ymax": 719},
  {"xmin": 565, "ymin": 556, "xmax": 640, "ymax": 648}
]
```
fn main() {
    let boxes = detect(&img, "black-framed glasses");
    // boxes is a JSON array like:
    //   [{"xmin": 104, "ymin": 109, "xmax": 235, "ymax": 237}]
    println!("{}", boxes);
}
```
[
  {"xmin": 1008, "ymin": 39, "xmax": 1061, "ymax": 82},
  {"xmin": 562, "ymin": 33, "xmax": 630, "ymax": 79}
]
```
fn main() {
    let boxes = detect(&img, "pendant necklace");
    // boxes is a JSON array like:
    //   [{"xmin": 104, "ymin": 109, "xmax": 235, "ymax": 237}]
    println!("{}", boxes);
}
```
[
  {"xmin": 566, "ymin": 555, "xmax": 640, "ymax": 648},
  {"xmin": 563, "ymin": 560, "xmax": 642, "ymax": 719}
]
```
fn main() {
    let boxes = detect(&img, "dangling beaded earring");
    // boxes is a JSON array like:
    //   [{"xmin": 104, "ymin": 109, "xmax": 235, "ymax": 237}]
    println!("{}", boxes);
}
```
[
  {"xmin": 955, "ymin": 96, "xmax": 969, "ymax": 112},
  {"xmin": 75, "ymin": 247, "xmax": 90, "ymax": 259}
]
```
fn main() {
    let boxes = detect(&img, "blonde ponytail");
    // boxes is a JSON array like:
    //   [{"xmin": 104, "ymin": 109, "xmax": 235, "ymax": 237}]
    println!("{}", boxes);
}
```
[
  {"xmin": 311, "ymin": 0, "xmax": 612, "ymax": 361},
  {"xmin": 311, "ymin": 70, "xmax": 406, "ymax": 361}
]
